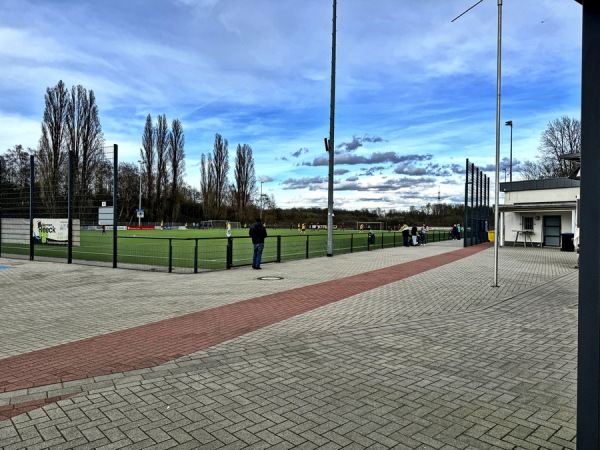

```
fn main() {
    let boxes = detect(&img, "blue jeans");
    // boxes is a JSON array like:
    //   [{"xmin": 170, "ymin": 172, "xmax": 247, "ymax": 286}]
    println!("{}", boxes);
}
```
[{"xmin": 253, "ymin": 243, "xmax": 264, "ymax": 268}]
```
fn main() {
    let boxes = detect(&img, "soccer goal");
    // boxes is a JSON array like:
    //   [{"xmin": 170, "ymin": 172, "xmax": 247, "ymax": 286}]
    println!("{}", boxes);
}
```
[
  {"xmin": 356, "ymin": 222, "xmax": 385, "ymax": 231},
  {"xmin": 200, "ymin": 220, "xmax": 241, "ymax": 229}
]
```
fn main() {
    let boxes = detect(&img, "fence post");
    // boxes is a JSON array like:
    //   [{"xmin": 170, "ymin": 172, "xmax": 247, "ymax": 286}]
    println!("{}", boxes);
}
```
[
  {"xmin": 351, "ymin": 233, "xmax": 354, "ymax": 253},
  {"xmin": 112, "ymin": 144, "xmax": 118, "ymax": 268},
  {"xmin": 168, "ymin": 238, "xmax": 173, "ymax": 273},
  {"xmin": 226, "ymin": 237, "xmax": 233, "ymax": 269},
  {"xmin": 68, "ymin": 150, "xmax": 74, "ymax": 264},
  {"xmin": 277, "ymin": 236, "xmax": 281, "ymax": 262},
  {"xmin": 194, "ymin": 239, "xmax": 198, "ymax": 273},
  {"xmin": 29, "ymin": 154, "xmax": 34, "ymax": 261},
  {"xmin": 305, "ymin": 235, "xmax": 309, "ymax": 259},
  {"xmin": 0, "ymin": 156, "xmax": 2, "ymax": 256}
]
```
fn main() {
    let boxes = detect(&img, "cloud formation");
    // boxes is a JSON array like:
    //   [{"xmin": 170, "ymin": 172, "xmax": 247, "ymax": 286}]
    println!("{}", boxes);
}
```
[
  {"xmin": 0, "ymin": 0, "xmax": 583, "ymax": 212},
  {"xmin": 336, "ymin": 134, "xmax": 385, "ymax": 152}
]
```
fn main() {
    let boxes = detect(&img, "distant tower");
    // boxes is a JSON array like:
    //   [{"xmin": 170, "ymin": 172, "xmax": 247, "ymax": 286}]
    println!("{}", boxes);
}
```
[{"xmin": 438, "ymin": 186, "xmax": 440, "ymax": 202}]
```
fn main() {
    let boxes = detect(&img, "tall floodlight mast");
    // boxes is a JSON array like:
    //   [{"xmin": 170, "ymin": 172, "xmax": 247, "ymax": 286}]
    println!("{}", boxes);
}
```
[
  {"xmin": 452, "ymin": 0, "xmax": 503, "ymax": 287},
  {"xmin": 326, "ymin": 0, "xmax": 337, "ymax": 257}
]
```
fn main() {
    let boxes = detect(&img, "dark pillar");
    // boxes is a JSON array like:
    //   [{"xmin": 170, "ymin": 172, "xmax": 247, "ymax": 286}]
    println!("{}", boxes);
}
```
[
  {"xmin": 577, "ymin": 1, "xmax": 600, "ymax": 448},
  {"xmin": 464, "ymin": 159, "xmax": 469, "ymax": 248},
  {"xmin": 29, "ymin": 155, "xmax": 34, "ymax": 261},
  {"xmin": 67, "ymin": 150, "xmax": 73, "ymax": 264},
  {"xmin": 112, "ymin": 144, "xmax": 118, "ymax": 268}
]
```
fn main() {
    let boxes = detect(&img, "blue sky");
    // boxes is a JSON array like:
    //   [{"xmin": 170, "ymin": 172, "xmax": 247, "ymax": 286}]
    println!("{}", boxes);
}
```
[{"xmin": 0, "ymin": 0, "xmax": 582, "ymax": 211}]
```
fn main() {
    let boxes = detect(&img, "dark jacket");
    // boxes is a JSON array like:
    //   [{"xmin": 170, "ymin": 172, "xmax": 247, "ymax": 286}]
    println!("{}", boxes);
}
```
[{"xmin": 249, "ymin": 220, "xmax": 267, "ymax": 244}]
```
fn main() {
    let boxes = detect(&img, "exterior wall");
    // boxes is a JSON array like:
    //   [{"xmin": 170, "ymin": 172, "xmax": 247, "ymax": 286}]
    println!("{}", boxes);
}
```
[
  {"xmin": 501, "ymin": 184, "xmax": 579, "ymax": 247},
  {"xmin": 504, "ymin": 187, "xmax": 579, "ymax": 205},
  {"xmin": 502, "ymin": 211, "xmax": 573, "ymax": 247}
]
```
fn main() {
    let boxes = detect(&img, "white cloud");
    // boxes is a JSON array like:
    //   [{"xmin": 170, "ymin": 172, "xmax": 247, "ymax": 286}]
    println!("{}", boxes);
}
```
[
  {"xmin": 0, "ymin": 0, "xmax": 583, "ymax": 212},
  {"xmin": 0, "ymin": 113, "xmax": 40, "ymax": 151}
]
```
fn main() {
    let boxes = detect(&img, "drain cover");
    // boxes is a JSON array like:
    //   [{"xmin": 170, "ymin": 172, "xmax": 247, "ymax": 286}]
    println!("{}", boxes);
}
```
[{"xmin": 258, "ymin": 276, "xmax": 283, "ymax": 281}]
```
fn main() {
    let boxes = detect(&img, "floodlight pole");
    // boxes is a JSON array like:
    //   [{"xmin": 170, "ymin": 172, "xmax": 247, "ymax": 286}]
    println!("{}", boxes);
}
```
[
  {"xmin": 326, "ymin": 0, "xmax": 337, "ymax": 257},
  {"xmin": 492, "ymin": 0, "xmax": 503, "ymax": 287},
  {"xmin": 452, "ymin": 0, "xmax": 503, "ymax": 287}
]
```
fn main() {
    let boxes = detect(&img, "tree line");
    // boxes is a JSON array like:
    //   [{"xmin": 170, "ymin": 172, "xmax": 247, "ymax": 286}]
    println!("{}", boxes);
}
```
[
  {"xmin": 0, "ymin": 80, "xmax": 261, "ymax": 225},
  {"xmin": 259, "ymin": 203, "xmax": 477, "ymax": 230},
  {"xmin": 0, "ymin": 80, "xmax": 580, "ymax": 226}
]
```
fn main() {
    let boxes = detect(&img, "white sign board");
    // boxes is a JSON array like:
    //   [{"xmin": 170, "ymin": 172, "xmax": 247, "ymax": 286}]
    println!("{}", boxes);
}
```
[{"xmin": 98, "ymin": 206, "xmax": 114, "ymax": 226}]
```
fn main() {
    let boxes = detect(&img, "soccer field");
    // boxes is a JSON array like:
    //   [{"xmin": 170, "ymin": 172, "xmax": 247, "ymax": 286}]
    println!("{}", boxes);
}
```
[{"xmin": 1, "ymin": 227, "xmax": 452, "ymax": 272}]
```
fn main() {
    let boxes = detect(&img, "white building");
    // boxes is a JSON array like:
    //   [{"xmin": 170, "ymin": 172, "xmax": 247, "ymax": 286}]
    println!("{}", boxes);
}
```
[{"xmin": 499, "ymin": 178, "xmax": 579, "ymax": 248}]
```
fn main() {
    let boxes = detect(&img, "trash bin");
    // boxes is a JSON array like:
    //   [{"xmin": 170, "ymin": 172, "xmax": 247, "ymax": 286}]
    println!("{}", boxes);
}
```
[
  {"xmin": 561, "ymin": 233, "xmax": 574, "ymax": 252},
  {"xmin": 368, "ymin": 232, "xmax": 375, "ymax": 244},
  {"xmin": 487, "ymin": 231, "xmax": 495, "ymax": 242}
]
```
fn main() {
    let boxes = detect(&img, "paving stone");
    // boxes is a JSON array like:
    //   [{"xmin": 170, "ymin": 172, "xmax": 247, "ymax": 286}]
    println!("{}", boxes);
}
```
[{"xmin": 0, "ymin": 245, "xmax": 579, "ymax": 449}]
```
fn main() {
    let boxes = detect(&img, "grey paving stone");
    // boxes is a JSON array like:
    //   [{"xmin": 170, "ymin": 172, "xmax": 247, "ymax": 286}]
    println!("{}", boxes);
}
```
[{"xmin": 0, "ymin": 246, "xmax": 579, "ymax": 449}]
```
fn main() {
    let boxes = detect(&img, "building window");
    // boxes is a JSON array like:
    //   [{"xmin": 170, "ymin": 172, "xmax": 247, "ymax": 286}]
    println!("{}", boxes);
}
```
[{"xmin": 523, "ymin": 216, "xmax": 534, "ymax": 230}]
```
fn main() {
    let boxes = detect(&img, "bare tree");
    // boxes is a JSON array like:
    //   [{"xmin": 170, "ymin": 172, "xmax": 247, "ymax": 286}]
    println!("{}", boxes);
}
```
[
  {"xmin": 2, "ymin": 145, "xmax": 31, "ymax": 188},
  {"xmin": 233, "ymin": 143, "xmax": 256, "ymax": 222},
  {"xmin": 140, "ymin": 114, "xmax": 155, "ymax": 219},
  {"xmin": 66, "ymin": 85, "xmax": 104, "ymax": 216},
  {"xmin": 200, "ymin": 153, "xmax": 215, "ymax": 218},
  {"xmin": 37, "ymin": 80, "xmax": 69, "ymax": 214},
  {"xmin": 117, "ymin": 162, "xmax": 141, "ymax": 224},
  {"xmin": 212, "ymin": 133, "xmax": 229, "ymax": 218},
  {"xmin": 519, "ymin": 160, "xmax": 553, "ymax": 181},
  {"xmin": 155, "ymin": 114, "xmax": 169, "ymax": 222},
  {"xmin": 1, "ymin": 145, "xmax": 32, "ymax": 212},
  {"xmin": 520, "ymin": 116, "xmax": 581, "ymax": 180},
  {"xmin": 92, "ymin": 158, "xmax": 113, "ymax": 199},
  {"xmin": 168, "ymin": 119, "xmax": 185, "ymax": 222}
]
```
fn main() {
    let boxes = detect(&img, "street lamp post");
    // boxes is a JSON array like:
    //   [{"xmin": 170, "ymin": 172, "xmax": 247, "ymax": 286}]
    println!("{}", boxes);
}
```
[
  {"xmin": 138, "ymin": 160, "xmax": 144, "ymax": 227},
  {"xmin": 503, "ymin": 168, "xmax": 507, "ymax": 183},
  {"xmin": 505, "ymin": 120, "xmax": 513, "ymax": 182}
]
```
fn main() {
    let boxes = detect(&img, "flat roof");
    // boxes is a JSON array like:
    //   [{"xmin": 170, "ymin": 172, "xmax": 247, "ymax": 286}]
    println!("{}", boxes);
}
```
[
  {"xmin": 500, "ymin": 178, "xmax": 580, "ymax": 192},
  {"xmin": 499, "ymin": 201, "xmax": 577, "ymax": 212}
]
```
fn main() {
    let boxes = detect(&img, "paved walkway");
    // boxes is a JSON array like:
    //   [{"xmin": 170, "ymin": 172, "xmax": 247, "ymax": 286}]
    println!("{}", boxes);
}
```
[{"xmin": 0, "ymin": 241, "xmax": 579, "ymax": 449}]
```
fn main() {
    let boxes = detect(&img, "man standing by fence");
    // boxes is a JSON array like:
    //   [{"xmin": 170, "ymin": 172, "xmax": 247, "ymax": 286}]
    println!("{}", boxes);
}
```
[{"xmin": 249, "ymin": 218, "xmax": 267, "ymax": 270}]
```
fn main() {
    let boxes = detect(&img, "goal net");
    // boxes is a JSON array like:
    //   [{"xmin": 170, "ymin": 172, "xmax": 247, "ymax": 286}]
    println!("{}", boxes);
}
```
[
  {"xmin": 356, "ymin": 222, "xmax": 385, "ymax": 231},
  {"xmin": 200, "ymin": 220, "xmax": 241, "ymax": 229}
]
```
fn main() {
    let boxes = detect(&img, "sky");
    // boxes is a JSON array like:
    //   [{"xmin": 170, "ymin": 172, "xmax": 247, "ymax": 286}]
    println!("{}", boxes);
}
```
[{"xmin": 0, "ymin": 0, "xmax": 583, "ymax": 211}]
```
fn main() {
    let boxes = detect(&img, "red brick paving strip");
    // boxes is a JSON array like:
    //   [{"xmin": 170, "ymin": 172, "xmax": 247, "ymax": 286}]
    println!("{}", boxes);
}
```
[{"xmin": 0, "ymin": 244, "xmax": 491, "ymax": 418}]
